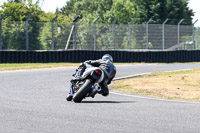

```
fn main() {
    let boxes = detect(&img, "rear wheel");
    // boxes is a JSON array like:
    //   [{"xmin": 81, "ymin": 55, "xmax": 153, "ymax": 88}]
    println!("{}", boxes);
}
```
[{"xmin": 73, "ymin": 79, "xmax": 93, "ymax": 103}]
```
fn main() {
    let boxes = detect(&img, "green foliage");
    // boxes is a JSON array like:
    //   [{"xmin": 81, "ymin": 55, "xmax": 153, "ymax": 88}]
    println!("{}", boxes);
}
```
[
  {"xmin": 38, "ymin": 22, "xmax": 72, "ymax": 50},
  {"xmin": 0, "ymin": 0, "xmax": 195, "ymax": 50},
  {"xmin": 60, "ymin": 0, "xmax": 114, "ymax": 24},
  {"xmin": 38, "ymin": 12, "xmax": 71, "ymax": 50},
  {"xmin": 1, "ymin": 21, "xmax": 26, "ymax": 50},
  {"xmin": 134, "ymin": 0, "xmax": 193, "ymax": 24},
  {"xmin": 57, "ymin": 0, "xmax": 194, "ymax": 50},
  {"xmin": 166, "ymin": 0, "xmax": 193, "ymax": 24},
  {"xmin": 104, "ymin": 0, "xmax": 136, "ymax": 24},
  {"xmin": 0, "ymin": 1, "xmax": 43, "ymax": 22},
  {"xmin": 0, "ymin": 2, "xmax": 44, "ymax": 50},
  {"xmin": 0, "ymin": 1, "xmax": 71, "ymax": 50}
]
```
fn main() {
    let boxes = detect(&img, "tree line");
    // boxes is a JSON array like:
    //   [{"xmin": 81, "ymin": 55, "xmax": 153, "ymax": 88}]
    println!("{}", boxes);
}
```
[{"xmin": 0, "ymin": 0, "xmax": 195, "ymax": 50}]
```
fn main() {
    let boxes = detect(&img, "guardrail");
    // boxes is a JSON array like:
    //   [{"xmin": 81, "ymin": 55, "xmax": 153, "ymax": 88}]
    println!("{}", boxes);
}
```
[{"xmin": 0, "ymin": 50, "xmax": 200, "ymax": 63}]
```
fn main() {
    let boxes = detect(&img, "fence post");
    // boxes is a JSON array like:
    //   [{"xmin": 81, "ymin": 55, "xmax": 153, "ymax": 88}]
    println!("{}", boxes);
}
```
[
  {"xmin": 129, "ymin": 18, "xmax": 135, "ymax": 49},
  {"xmin": 162, "ymin": 18, "xmax": 168, "ymax": 51},
  {"xmin": 51, "ymin": 16, "xmax": 58, "ymax": 50},
  {"xmin": 0, "ymin": 14, "xmax": 6, "ymax": 50},
  {"xmin": 65, "ymin": 15, "xmax": 82, "ymax": 50},
  {"xmin": 192, "ymin": 19, "xmax": 198, "ymax": 50},
  {"xmin": 26, "ymin": 14, "xmax": 32, "ymax": 50},
  {"xmin": 73, "ymin": 22, "xmax": 77, "ymax": 49},
  {"xmin": 146, "ymin": 18, "xmax": 152, "ymax": 49},
  {"xmin": 93, "ymin": 17, "xmax": 100, "ymax": 50},
  {"xmin": 73, "ymin": 15, "xmax": 82, "ymax": 50},
  {"xmin": 177, "ymin": 19, "xmax": 184, "ymax": 50},
  {"xmin": 112, "ymin": 18, "xmax": 118, "ymax": 49},
  {"xmin": 65, "ymin": 24, "xmax": 74, "ymax": 50}
]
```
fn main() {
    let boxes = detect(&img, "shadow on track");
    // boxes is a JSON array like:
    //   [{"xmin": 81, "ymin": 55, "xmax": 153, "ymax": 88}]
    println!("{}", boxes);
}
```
[{"xmin": 81, "ymin": 101, "xmax": 135, "ymax": 104}]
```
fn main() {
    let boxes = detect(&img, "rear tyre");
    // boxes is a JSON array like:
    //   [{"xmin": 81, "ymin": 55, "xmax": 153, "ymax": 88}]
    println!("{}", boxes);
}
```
[{"xmin": 73, "ymin": 79, "xmax": 93, "ymax": 103}]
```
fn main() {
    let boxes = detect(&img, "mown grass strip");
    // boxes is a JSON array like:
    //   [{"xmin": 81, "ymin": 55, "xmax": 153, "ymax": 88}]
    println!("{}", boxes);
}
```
[
  {"xmin": 0, "ymin": 63, "xmax": 79, "ymax": 71},
  {"xmin": 0, "ymin": 63, "xmax": 152, "ymax": 71}
]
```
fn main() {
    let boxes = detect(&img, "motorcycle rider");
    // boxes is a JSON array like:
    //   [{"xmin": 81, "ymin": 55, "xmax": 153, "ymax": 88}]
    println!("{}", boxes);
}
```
[{"xmin": 67, "ymin": 54, "xmax": 116, "ymax": 100}]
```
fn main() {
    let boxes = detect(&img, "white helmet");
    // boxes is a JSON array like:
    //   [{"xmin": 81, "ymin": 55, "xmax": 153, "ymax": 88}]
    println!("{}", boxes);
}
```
[{"xmin": 102, "ymin": 54, "xmax": 113, "ymax": 63}]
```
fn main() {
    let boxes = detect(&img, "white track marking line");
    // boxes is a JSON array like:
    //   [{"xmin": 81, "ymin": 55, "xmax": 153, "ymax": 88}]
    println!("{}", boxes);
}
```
[
  {"xmin": 110, "ymin": 91, "xmax": 199, "ymax": 104},
  {"xmin": 113, "ymin": 69, "xmax": 192, "ymax": 81},
  {"xmin": 113, "ymin": 72, "xmax": 151, "ymax": 81}
]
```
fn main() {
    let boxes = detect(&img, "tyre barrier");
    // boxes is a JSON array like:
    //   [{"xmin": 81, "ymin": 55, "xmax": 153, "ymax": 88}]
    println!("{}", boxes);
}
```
[{"xmin": 0, "ymin": 50, "xmax": 200, "ymax": 63}]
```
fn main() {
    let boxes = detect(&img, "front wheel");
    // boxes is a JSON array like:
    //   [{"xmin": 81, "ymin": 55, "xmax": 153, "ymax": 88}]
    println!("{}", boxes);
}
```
[
  {"xmin": 66, "ymin": 95, "xmax": 73, "ymax": 101},
  {"xmin": 73, "ymin": 79, "xmax": 93, "ymax": 103}
]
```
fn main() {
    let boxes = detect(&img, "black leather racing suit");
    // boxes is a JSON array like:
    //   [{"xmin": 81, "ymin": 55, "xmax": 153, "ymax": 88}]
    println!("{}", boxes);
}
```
[{"xmin": 84, "ymin": 59, "xmax": 116, "ymax": 96}]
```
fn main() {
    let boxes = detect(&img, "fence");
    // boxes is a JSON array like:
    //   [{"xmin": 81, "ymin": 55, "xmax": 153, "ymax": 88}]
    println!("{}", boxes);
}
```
[{"xmin": 0, "ymin": 20, "xmax": 198, "ymax": 51}]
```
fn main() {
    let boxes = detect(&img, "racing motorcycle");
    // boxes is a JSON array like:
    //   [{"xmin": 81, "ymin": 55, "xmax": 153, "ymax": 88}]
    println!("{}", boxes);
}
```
[{"xmin": 67, "ymin": 64, "xmax": 104, "ymax": 103}]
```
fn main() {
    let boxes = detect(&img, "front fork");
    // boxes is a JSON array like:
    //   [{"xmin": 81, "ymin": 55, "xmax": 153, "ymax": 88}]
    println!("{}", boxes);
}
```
[
  {"xmin": 69, "ymin": 84, "xmax": 74, "ymax": 96},
  {"xmin": 69, "ymin": 67, "xmax": 85, "ymax": 97},
  {"xmin": 69, "ymin": 70, "xmax": 79, "ymax": 97}
]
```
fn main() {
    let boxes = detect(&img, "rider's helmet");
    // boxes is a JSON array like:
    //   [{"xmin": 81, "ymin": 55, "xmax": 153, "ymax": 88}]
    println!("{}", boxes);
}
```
[{"xmin": 102, "ymin": 54, "xmax": 113, "ymax": 63}]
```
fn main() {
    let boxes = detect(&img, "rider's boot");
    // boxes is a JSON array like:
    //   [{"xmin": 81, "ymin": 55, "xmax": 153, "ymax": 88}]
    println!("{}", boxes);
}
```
[
  {"xmin": 99, "ymin": 81, "xmax": 109, "ymax": 97},
  {"xmin": 90, "ymin": 91, "xmax": 98, "ymax": 98}
]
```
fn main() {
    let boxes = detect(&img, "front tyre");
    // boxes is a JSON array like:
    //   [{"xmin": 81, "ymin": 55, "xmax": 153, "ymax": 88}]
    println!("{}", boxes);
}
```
[
  {"xmin": 73, "ymin": 79, "xmax": 93, "ymax": 103},
  {"xmin": 66, "ymin": 95, "xmax": 73, "ymax": 101}
]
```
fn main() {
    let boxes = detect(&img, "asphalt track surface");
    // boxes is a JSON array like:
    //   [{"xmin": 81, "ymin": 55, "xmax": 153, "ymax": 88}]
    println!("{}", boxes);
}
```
[{"xmin": 1, "ymin": 64, "xmax": 200, "ymax": 133}]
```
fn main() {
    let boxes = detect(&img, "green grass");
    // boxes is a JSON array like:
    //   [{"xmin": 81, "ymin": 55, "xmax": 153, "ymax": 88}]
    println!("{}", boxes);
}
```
[
  {"xmin": 0, "ymin": 62, "xmax": 145, "ymax": 71},
  {"xmin": 0, "ymin": 62, "xmax": 151, "ymax": 71},
  {"xmin": 0, "ymin": 63, "xmax": 79, "ymax": 71},
  {"xmin": 0, "ymin": 62, "xmax": 200, "ymax": 71}
]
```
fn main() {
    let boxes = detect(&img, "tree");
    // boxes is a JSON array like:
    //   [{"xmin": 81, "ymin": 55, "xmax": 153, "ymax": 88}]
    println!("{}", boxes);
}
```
[
  {"xmin": 38, "ymin": 13, "xmax": 71, "ymax": 50},
  {"xmin": 0, "ymin": 1, "xmax": 45, "ymax": 50},
  {"xmin": 0, "ymin": 2, "xmax": 43, "ymax": 22},
  {"xmin": 150, "ymin": 0, "xmax": 168, "ymax": 23},
  {"xmin": 100, "ymin": 0, "xmax": 137, "ymax": 49},
  {"xmin": 60, "ymin": 0, "xmax": 114, "ymax": 24},
  {"xmin": 104, "ymin": 0, "xmax": 136, "ymax": 24},
  {"xmin": 57, "ymin": 0, "xmax": 194, "ymax": 50},
  {"xmin": 0, "ymin": 0, "xmax": 71, "ymax": 50},
  {"xmin": 166, "ymin": 0, "xmax": 193, "ymax": 25},
  {"xmin": 131, "ymin": 0, "xmax": 194, "ymax": 50},
  {"xmin": 134, "ymin": 0, "xmax": 193, "ymax": 24},
  {"xmin": 59, "ymin": 0, "xmax": 138, "ymax": 49}
]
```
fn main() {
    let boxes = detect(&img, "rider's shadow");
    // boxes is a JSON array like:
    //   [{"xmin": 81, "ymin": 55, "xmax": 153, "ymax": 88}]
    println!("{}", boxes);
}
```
[{"xmin": 81, "ymin": 101, "xmax": 135, "ymax": 103}]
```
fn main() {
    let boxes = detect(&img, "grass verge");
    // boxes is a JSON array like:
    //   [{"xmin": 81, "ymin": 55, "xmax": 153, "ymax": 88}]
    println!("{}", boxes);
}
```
[
  {"xmin": 112, "ymin": 68, "xmax": 200, "ymax": 102},
  {"xmin": 0, "ymin": 63, "xmax": 79, "ymax": 71},
  {"xmin": 0, "ymin": 63, "xmax": 152, "ymax": 71}
]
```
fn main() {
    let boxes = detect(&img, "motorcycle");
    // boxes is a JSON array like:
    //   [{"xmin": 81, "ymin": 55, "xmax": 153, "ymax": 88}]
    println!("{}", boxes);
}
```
[{"xmin": 67, "ymin": 64, "xmax": 104, "ymax": 103}]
